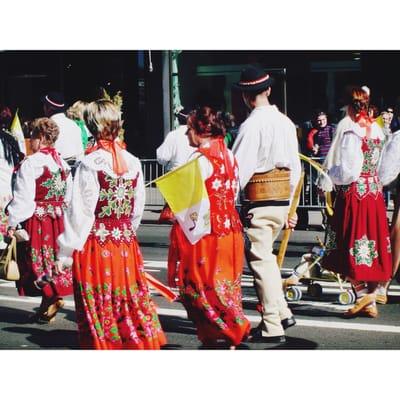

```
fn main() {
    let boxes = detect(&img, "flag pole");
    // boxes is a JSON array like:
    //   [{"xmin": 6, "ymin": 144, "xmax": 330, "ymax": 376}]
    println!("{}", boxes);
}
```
[{"xmin": 144, "ymin": 155, "xmax": 202, "ymax": 188}]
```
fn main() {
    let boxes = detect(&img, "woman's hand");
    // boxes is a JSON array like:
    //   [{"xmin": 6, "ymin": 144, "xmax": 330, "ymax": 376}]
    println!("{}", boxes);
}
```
[
  {"xmin": 7, "ymin": 227, "xmax": 15, "ymax": 238},
  {"xmin": 54, "ymin": 260, "xmax": 65, "ymax": 275}
]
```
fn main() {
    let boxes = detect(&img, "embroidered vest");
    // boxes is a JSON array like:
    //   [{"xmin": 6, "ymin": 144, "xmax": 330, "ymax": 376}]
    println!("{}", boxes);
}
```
[
  {"xmin": 90, "ymin": 170, "xmax": 138, "ymax": 245},
  {"xmin": 198, "ymin": 139, "xmax": 242, "ymax": 236},
  {"xmin": 340, "ymin": 137, "xmax": 384, "ymax": 200},
  {"xmin": 34, "ymin": 166, "xmax": 67, "ymax": 219}
]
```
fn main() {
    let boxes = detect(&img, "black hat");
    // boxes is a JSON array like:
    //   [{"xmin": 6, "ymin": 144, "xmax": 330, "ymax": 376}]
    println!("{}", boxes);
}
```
[
  {"xmin": 232, "ymin": 65, "xmax": 274, "ymax": 92},
  {"xmin": 41, "ymin": 92, "xmax": 65, "ymax": 110}
]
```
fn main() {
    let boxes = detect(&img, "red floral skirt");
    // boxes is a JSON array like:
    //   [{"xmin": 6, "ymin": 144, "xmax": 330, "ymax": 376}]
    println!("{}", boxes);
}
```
[
  {"xmin": 169, "ymin": 224, "xmax": 250, "ymax": 346},
  {"xmin": 72, "ymin": 236, "xmax": 167, "ymax": 350},
  {"xmin": 322, "ymin": 181, "xmax": 392, "ymax": 282},
  {"xmin": 17, "ymin": 213, "xmax": 73, "ymax": 299}
]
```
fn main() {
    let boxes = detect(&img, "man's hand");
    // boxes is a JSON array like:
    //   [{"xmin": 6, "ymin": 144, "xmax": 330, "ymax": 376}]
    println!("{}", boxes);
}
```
[{"xmin": 285, "ymin": 212, "xmax": 298, "ymax": 230}]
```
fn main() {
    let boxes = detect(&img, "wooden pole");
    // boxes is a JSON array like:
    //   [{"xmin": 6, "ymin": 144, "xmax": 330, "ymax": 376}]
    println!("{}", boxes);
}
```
[{"xmin": 277, "ymin": 172, "xmax": 305, "ymax": 268}]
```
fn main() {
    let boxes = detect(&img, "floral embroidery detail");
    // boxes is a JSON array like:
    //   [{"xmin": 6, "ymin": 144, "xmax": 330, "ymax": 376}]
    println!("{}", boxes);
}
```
[
  {"xmin": 76, "ymin": 282, "xmax": 164, "ymax": 345},
  {"xmin": 361, "ymin": 138, "xmax": 383, "ymax": 175},
  {"xmin": 111, "ymin": 227, "xmax": 122, "ymax": 240},
  {"xmin": 223, "ymin": 217, "xmax": 231, "ymax": 229},
  {"xmin": 98, "ymin": 175, "xmax": 135, "ymax": 219},
  {"xmin": 41, "ymin": 169, "xmax": 67, "ymax": 200},
  {"xmin": 197, "ymin": 146, "xmax": 242, "ymax": 236},
  {"xmin": 95, "ymin": 223, "xmax": 110, "ymax": 242},
  {"xmin": 34, "ymin": 202, "xmax": 66, "ymax": 219},
  {"xmin": 91, "ymin": 220, "xmax": 135, "ymax": 246},
  {"xmin": 211, "ymin": 178, "xmax": 222, "ymax": 191},
  {"xmin": 349, "ymin": 235, "xmax": 378, "ymax": 267}
]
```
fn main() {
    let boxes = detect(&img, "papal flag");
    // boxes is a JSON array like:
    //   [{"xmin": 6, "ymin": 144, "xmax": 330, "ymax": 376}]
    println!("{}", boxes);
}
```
[
  {"xmin": 155, "ymin": 157, "xmax": 211, "ymax": 244},
  {"xmin": 10, "ymin": 110, "xmax": 26, "ymax": 154}
]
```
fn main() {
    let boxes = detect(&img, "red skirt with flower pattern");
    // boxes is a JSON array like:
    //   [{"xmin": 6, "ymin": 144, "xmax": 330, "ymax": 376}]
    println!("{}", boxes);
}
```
[
  {"xmin": 17, "ymin": 202, "xmax": 73, "ymax": 299},
  {"xmin": 72, "ymin": 231, "xmax": 167, "ymax": 350},
  {"xmin": 322, "ymin": 177, "xmax": 392, "ymax": 282},
  {"xmin": 169, "ymin": 223, "xmax": 250, "ymax": 346}
]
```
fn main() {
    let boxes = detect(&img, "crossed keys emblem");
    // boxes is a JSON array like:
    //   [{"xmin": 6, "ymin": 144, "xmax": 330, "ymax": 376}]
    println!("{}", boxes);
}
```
[{"xmin": 189, "ymin": 212, "xmax": 198, "ymax": 231}]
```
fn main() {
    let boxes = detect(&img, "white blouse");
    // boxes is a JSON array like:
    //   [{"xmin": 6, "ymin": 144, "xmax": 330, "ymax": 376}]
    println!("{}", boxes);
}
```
[
  {"xmin": 319, "ymin": 116, "xmax": 386, "ymax": 191},
  {"xmin": 7, "ymin": 152, "xmax": 72, "ymax": 227},
  {"xmin": 378, "ymin": 130, "xmax": 400, "ymax": 186},
  {"xmin": 57, "ymin": 149, "xmax": 145, "ymax": 261}
]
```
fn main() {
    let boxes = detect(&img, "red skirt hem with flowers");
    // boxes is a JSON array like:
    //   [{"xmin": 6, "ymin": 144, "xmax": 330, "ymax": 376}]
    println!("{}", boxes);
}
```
[
  {"xmin": 322, "ymin": 181, "xmax": 392, "ymax": 282},
  {"xmin": 17, "ymin": 211, "xmax": 73, "ymax": 299},
  {"xmin": 72, "ymin": 235, "xmax": 166, "ymax": 350},
  {"xmin": 169, "ymin": 223, "xmax": 250, "ymax": 346}
]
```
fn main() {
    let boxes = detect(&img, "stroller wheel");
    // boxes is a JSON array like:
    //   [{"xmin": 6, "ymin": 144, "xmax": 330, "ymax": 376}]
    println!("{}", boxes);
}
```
[
  {"xmin": 338, "ymin": 290, "xmax": 356, "ymax": 305},
  {"xmin": 285, "ymin": 286, "xmax": 302, "ymax": 302}
]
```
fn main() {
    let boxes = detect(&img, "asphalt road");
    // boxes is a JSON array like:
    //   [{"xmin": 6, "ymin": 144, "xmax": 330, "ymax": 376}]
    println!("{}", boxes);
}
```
[{"xmin": 1, "ymin": 223, "xmax": 400, "ymax": 350}]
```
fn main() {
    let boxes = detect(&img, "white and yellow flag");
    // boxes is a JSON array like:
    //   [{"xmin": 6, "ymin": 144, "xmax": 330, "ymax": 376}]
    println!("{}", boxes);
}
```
[
  {"xmin": 155, "ymin": 157, "xmax": 210, "ymax": 244},
  {"xmin": 10, "ymin": 110, "xmax": 26, "ymax": 154}
]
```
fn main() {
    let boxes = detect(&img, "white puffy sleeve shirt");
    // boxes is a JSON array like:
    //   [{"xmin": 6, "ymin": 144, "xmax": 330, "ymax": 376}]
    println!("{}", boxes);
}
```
[
  {"xmin": 378, "ymin": 130, "xmax": 400, "ymax": 186},
  {"xmin": 232, "ymin": 105, "xmax": 301, "ymax": 202},
  {"xmin": 57, "ymin": 149, "xmax": 145, "ymax": 260},
  {"xmin": 324, "ymin": 118, "xmax": 385, "ymax": 187},
  {"xmin": 7, "ymin": 152, "xmax": 72, "ymax": 227}
]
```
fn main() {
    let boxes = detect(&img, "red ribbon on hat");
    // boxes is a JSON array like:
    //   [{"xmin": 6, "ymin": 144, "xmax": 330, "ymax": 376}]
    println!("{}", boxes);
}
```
[
  {"xmin": 86, "ymin": 138, "xmax": 128, "ymax": 176},
  {"xmin": 239, "ymin": 74, "xmax": 270, "ymax": 86}
]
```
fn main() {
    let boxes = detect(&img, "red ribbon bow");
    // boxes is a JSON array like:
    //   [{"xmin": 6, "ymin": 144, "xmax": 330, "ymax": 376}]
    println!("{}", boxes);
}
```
[
  {"xmin": 87, "ymin": 139, "xmax": 128, "ymax": 176},
  {"xmin": 39, "ymin": 147, "xmax": 63, "ymax": 168}
]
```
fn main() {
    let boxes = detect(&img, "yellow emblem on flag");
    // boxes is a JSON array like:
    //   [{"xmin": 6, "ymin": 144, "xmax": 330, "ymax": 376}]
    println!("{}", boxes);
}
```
[
  {"xmin": 155, "ymin": 157, "xmax": 210, "ymax": 244},
  {"xmin": 10, "ymin": 110, "xmax": 26, "ymax": 154}
]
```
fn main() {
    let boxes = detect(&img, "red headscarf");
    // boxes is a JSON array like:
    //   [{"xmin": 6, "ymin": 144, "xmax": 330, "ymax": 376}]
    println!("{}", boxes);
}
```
[{"xmin": 86, "ymin": 138, "xmax": 128, "ymax": 176}]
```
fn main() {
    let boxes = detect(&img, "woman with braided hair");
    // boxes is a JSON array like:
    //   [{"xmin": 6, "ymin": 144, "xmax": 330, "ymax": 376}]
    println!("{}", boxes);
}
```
[
  {"xmin": 320, "ymin": 87, "xmax": 392, "ymax": 318},
  {"xmin": 168, "ymin": 106, "xmax": 250, "ymax": 349}
]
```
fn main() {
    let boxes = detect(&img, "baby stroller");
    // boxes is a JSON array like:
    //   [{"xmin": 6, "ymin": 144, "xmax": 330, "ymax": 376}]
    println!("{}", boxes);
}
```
[{"xmin": 282, "ymin": 235, "xmax": 356, "ymax": 305}]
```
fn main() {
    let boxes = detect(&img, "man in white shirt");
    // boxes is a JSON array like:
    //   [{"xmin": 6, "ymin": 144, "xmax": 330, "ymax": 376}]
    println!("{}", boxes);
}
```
[
  {"xmin": 232, "ymin": 65, "xmax": 301, "ymax": 343},
  {"xmin": 42, "ymin": 92, "xmax": 84, "ymax": 172},
  {"xmin": 156, "ymin": 108, "xmax": 195, "ymax": 172},
  {"xmin": 156, "ymin": 108, "xmax": 195, "ymax": 224}
]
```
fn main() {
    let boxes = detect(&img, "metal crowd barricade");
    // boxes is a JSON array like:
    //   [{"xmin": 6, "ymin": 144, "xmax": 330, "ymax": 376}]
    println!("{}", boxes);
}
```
[
  {"xmin": 140, "ymin": 158, "xmax": 395, "ymax": 211},
  {"xmin": 141, "ymin": 159, "xmax": 166, "ymax": 206},
  {"xmin": 299, "ymin": 156, "xmax": 324, "ymax": 210}
]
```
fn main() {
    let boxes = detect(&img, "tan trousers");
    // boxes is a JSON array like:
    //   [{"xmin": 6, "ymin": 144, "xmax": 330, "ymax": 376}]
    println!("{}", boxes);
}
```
[{"xmin": 246, "ymin": 205, "xmax": 292, "ymax": 337}]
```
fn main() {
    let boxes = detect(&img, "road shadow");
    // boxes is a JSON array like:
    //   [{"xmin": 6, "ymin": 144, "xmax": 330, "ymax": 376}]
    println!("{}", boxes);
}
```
[
  {"xmin": 2, "ymin": 326, "xmax": 79, "ymax": 349},
  {"xmin": 198, "ymin": 343, "xmax": 251, "ymax": 350},
  {"xmin": 158, "ymin": 315, "xmax": 197, "ymax": 336},
  {"xmin": 139, "ymin": 242, "xmax": 169, "ymax": 249},
  {"xmin": 289, "ymin": 303, "xmax": 344, "ymax": 318},
  {"xmin": 243, "ymin": 336, "xmax": 318, "ymax": 350},
  {"xmin": 0, "ymin": 306, "xmax": 36, "ymax": 325}
]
